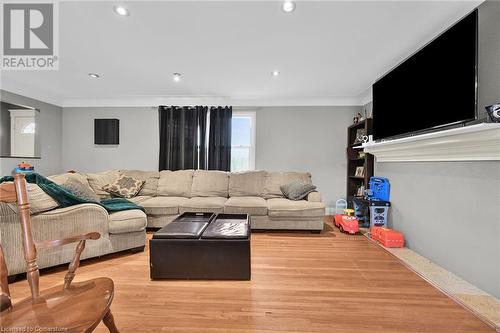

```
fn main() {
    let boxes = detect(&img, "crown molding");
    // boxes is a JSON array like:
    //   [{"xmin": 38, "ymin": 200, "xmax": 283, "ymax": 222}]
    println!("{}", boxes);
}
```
[
  {"xmin": 61, "ymin": 95, "xmax": 367, "ymax": 108},
  {"xmin": 0, "ymin": 80, "xmax": 63, "ymax": 107},
  {"xmin": 357, "ymin": 87, "xmax": 373, "ymax": 106},
  {"xmin": 1, "ymin": 79, "xmax": 372, "ymax": 108}
]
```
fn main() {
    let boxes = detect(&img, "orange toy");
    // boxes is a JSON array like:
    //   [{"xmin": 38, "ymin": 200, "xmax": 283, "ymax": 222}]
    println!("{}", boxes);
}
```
[
  {"xmin": 370, "ymin": 226, "xmax": 383, "ymax": 241},
  {"xmin": 378, "ymin": 228, "xmax": 404, "ymax": 248}
]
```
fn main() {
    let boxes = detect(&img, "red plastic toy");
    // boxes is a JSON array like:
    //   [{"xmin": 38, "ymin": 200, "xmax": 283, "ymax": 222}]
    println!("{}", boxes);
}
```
[
  {"xmin": 370, "ymin": 226, "xmax": 382, "ymax": 241},
  {"xmin": 370, "ymin": 227, "xmax": 404, "ymax": 248},
  {"xmin": 334, "ymin": 208, "xmax": 359, "ymax": 234}
]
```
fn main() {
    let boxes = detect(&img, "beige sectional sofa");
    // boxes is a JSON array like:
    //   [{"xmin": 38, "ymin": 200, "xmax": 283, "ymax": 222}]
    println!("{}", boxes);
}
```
[
  {"xmin": 125, "ymin": 169, "xmax": 325, "ymax": 231},
  {"xmin": 0, "ymin": 169, "xmax": 324, "ymax": 276}
]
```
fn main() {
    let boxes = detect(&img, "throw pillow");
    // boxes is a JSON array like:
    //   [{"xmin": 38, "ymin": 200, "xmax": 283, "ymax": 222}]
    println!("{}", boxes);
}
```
[
  {"xmin": 7, "ymin": 183, "xmax": 59, "ymax": 215},
  {"xmin": 102, "ymin": 176, "xmax": 144, "ymax": 199},
  {"xmin": 280, "ymin": 180, "xmax": 317, "ymax": 201},
  {"xmin": 62, "ymin": 177, "xmax": 100, "ymax": 202}
]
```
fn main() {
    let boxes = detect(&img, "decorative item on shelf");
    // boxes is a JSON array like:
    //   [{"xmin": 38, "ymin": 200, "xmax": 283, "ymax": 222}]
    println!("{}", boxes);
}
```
[
  {"xmin": 485, "ymin": 104, "xmax": 500, "ymax": 123},
  {"xmin": 355, "ymin": 166, "xmax": 365, "ymax": 177},
  {"xmin": 358, "ymin": 151, "xmax": 366, "ymax": 159},
  {"xmin": 354, "ymin": 128, "xmax": 367, "ymax": 144},
  {"xmin": 356, "ymin": 184, "xmax": 365, "ymax": 197},
  {"xmin": 353, "ymin": 116, "xmax": 359, "ymax": 124},
  {"xmin": 357, "ymin": 112, "xmax": 364, "ymax": 122}
]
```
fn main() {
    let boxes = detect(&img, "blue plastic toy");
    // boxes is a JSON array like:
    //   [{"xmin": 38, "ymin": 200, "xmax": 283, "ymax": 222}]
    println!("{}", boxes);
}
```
[{"xmin": 367, "ymin": 177, "xmax": 390, "ymax": 201}]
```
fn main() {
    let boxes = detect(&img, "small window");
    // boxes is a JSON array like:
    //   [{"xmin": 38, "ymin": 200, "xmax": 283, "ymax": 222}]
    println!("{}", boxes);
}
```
[
  {"xmin": 22, "ymin": 122, "xmax": 36, "ymax": 134},
  {"xmin": 231, "ymin": 111, "xmax": 256, "ymax": 172}
]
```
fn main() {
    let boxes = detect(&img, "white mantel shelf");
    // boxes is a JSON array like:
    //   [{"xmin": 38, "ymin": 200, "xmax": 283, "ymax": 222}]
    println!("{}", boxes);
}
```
[{"xmin": 362, "ymin": 123, "xmax": 500, "ymax": 162}]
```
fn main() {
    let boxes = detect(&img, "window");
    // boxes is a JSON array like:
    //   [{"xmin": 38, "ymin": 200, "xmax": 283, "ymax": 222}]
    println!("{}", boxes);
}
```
[{"xmin": 231, "ymin": 111, "xmax": 256, "ymax": 171}]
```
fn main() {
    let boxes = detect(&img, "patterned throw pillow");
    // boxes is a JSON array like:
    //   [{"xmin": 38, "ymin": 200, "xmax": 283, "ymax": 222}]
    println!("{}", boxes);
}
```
[
  {"xmin": 280, "ymin": 180, "xmax": 317, "ymax": 201},
  {"xmin": 102, "ymin": 176, "xmax": 144, "ymax": 199}
]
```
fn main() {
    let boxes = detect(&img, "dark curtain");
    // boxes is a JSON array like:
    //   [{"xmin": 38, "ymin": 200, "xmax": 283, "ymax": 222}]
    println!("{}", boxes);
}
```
[
  {"xmin": 158, "ymin": 106, "xmax": 208, "ymax": 171},
  {"xmin": 208, "ymin": 106, "xmax": 232, "ymax": 171}
]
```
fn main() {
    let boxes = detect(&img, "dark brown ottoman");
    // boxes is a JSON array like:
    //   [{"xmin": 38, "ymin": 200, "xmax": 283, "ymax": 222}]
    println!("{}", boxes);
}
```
[{"xmin": 150, "ymin": 213, "xmax": 250, "ymax": 280}]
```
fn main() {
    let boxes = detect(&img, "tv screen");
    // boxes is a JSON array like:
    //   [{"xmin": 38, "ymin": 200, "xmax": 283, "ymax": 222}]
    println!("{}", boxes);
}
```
[{"xmin": 373, "ymin": 9, "xmax": 478, "ymax": 140}]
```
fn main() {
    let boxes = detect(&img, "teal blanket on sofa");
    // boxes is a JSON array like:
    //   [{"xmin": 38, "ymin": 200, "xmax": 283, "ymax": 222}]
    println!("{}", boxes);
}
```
[{"xmin": 0, "ymin": 173, "xmax": 144, "ymax": 213}]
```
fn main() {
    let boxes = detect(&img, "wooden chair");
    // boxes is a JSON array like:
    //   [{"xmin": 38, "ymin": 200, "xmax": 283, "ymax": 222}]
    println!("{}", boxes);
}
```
[{"xmin": 0, "ymin": 174, "xmax": 119, "ymax": 332}]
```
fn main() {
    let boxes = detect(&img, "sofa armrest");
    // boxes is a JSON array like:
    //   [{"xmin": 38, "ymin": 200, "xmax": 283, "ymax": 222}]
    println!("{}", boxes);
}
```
[
  {"xmin": 307, "ymin": 191, "xmax": 322, "ymax": 202},
  {"xmin": 1, "ymin": 203, "xmax": 110, "ymax": 276}
]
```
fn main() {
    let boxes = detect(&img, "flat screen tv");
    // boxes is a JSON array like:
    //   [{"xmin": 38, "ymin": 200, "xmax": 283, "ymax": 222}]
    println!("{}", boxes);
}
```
[{"xmin": 372, "ymin": 9, "xmax": 478, "ymax": 141}]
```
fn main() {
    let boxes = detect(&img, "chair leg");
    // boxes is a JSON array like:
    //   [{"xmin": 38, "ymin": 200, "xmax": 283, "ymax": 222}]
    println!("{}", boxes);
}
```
[{"xmin": 103, "ymin": 309, "xmax": 119, "ymax": 333}]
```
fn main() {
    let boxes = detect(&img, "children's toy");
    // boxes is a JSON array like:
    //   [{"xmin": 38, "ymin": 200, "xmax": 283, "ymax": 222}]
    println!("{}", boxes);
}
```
[
  {"xmin": 335, "ymin": 199, "xmax": 348, "ymax": 215},
  {"xmin": 14, "ymin": 162, "xmax": 34, "ymax": 174},
  {"xmin": 334, "ymin": 208, "xmax": 359, "ymax": 234},
  {"xmin": 367, "ymin": 177, "xmax": 390, "ymax": 201},
  {"xmin": 352, "ymin": 198, "xmax": 370, "ymax": 227},
  {"xmin": 378, "ymin": 228, "xmax": 405, "ymax": 248},
  {"xmin": 370, "ymin": 227, "xmax": 405, "ymax": 248},
  {"xmin": 369, "ymin": 201, "xmax": 390, "ymax": 228},
  {"xmin": 370, "ymin": 226, "xmax": 383, "ymax": 241}
]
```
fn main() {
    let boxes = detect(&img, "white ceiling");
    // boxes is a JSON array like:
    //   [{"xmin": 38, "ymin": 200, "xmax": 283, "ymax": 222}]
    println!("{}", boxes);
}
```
[{"xmin": 0, "ymin": 1, "xmax": 482, "ymax": 107}]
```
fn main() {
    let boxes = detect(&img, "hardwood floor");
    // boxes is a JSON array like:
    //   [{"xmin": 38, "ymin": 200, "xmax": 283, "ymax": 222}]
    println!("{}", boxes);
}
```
[{"xmin": 8, "ymin": 218, "xmax": 494, "ymax": 332}]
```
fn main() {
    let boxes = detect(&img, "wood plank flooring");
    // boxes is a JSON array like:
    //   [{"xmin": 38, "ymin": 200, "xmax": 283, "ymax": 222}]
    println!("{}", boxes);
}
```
[{"xmin": 8, "ymin": 218, "xmax": 495, "ymax": 332}]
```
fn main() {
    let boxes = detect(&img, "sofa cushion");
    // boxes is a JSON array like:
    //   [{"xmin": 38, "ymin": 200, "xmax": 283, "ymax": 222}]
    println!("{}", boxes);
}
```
[
  {"xmin": 224, "ymin": 196, "xmax": 267, "ymax": 216},
  {"xmin": 158, "ymin": 170, "xmax": 194, "ymax": 197},
  {"xmin": 264, "ymin": 172, "xmax": 312, "ymax": 199},
  {"xmin": 128, "ymin": 195, "xmax": 153, "ymax": 205},
  {"xmin": 48, "ymin": 172, "xmax": 89, "ymax": 187},
  {"xmin": 280, "ymin": 180, "xmax": 317, "ymax": 201},
  {"xmin": 102, "ymin": 175, "xmax": 145, "ymax": 199},
  {"xmin": 60, "ymin": 177, "xmax": 100, "ymax": 202},
  {"xmin": 179, "ymin": 197, "xmax": 227, "ymax": 214},
  {"xmin": 120, "ymin": 170, "xmax": 159, "ymax": 196},
  {"xmin": 9, "ymin": 184, "xmax": 59, "ymax": 215},
  {"xmin": 84, "ymin": 170, "xmax": 120, "ymax": 199},
  {"xmin": 140, "ymin": 196, "xmax": 188, "ymax": 215},
  {"xmin": 267, "ymin": 198, "xmax": 325, "ymax": 217},
  {"xmin": 109, "ymin": 209, "xmax": 147, "ymax": 234},
  {"xmin": 228, "ymin": 170, "xmax": 266, "ymax": 197},
  {"xmin": 191, "ymin": 170, "xmax": 229, "ymax": 197}
]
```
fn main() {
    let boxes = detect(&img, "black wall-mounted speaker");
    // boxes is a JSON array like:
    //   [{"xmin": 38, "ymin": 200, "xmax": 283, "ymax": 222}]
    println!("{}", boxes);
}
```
[{"xmin": 94, "ymin": 119, "xmax": 119, "ymax": 144}]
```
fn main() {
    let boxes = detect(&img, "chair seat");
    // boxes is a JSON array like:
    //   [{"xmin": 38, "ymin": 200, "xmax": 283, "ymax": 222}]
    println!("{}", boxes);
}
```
[{"xmin": 1, "ymin": 277, "xmax": 114, "ymax": 332}]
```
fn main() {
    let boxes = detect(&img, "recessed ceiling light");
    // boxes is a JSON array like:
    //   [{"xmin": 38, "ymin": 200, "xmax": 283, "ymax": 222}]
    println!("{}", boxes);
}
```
[
  {"xmin": 114, "ymin": 5, "xmax": 129, "ymax": 16},
  {"xmin": 88, "ymin": 73, "xmax": 100, "ymax": 78},
  {"xmin": 282, "ymin": 1, "xmax": 296, "ymax": 13},
  {"xmin": 173, "ymin": 73, "xmax": 181, "ymax": 82},
  {"xmin": 272, "ymin": 70, "xmax": 280, "ymax": 77}
]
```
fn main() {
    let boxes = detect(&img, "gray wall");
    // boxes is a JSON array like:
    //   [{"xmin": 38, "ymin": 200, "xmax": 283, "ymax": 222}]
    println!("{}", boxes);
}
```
[
  {"xmin": 0, "ymin": 90, "xmax": 63, "ymax": 177},
  {"xmin": 62, "ymin": 105, "xmax": 359, "ymax": 209},
  {"xmin": 255, "ymin": 106, "xmax": 361, "ymax": 211},
  {"xmin": 367, "ymin": 1, "xmax": 500, "ymax": 298},
  {"xmin": 477, "ymin": 0, "xmax": 500, "ymax": 118},
  {"xmin": 376, "ymin": 162, "xmax": 500, "ymax": 298},
  {"xmin": 0, "ymin": 102, "xmax": 11, "ymax": 156},
  {"xmin": 62, "ymin": 107, "xmax": 159, "ymax": 172}
]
